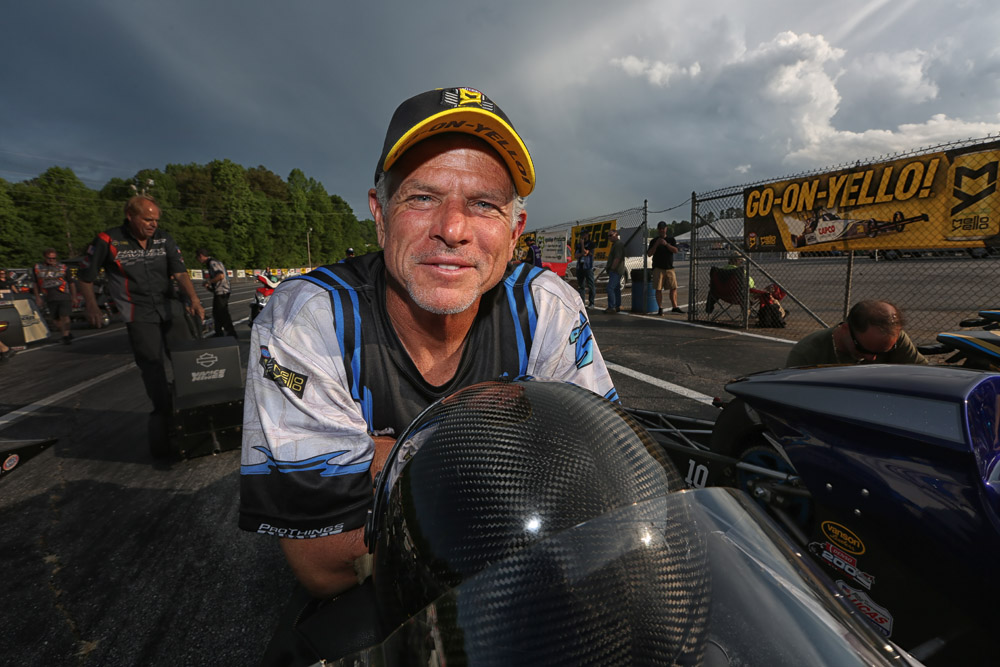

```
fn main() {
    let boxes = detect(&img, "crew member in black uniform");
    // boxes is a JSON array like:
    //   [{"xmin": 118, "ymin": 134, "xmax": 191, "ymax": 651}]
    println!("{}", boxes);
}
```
[{"xmin": 78, "ymin": 195, "xmax": 205, "ymax": 456}]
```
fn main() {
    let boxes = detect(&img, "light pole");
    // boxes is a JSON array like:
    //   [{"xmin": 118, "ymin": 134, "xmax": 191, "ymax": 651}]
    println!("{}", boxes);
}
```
[{"xmin": 306, "ymin": 227, "xmax": 313, "ymax": 269}]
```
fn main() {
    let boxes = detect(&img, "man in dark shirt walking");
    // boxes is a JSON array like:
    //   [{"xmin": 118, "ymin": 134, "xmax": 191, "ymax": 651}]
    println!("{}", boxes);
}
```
[
  {"xmin": 78, "ymin": 195, "xmax": 204, "ymax": 456},
  {"xmin": 196, "ymin": 248, "xmax": 237, "ymax": 338}
]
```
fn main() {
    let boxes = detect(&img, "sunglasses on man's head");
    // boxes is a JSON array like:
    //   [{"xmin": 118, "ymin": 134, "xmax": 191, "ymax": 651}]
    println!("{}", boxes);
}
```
[{"xmin": 848, "ymin": 323, "xmax": 898, "ymax": 356}]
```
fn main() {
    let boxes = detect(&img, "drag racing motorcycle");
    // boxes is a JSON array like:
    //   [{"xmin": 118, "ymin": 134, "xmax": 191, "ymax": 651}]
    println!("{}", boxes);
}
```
[
  {"xmin": 631, "ymin": 363, "xmax": 998, "ymax": 666},
  {"xmin": 917, "ymin": 309, "xmax": 1000, "ymax": 370},
  {"xmin": 270, "ymin": 378, "xmax": 927, "ymax": 666},
  {"xmin": 249, "ymin": 273, "xmax": 279, "ymax": 326}
]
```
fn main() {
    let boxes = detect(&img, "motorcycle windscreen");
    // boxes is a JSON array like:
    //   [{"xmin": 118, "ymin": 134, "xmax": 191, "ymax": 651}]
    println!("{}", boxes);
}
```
[{"xmin": 331, "ymin": 487, "xmax": 908, "ymax": 667}]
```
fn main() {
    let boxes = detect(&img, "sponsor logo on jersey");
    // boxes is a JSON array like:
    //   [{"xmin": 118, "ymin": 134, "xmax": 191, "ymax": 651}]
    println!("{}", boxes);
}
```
[
  {"xmin": 255, "ymin": 522, "xmax": 345, "ymax": 538},
  {"xmin": 569, "ymin": 313, "xmax": 594, "ymax": 369},
  {"xmin": 259, "ymin": 346, "xmax": 308, "ymax": 398}
]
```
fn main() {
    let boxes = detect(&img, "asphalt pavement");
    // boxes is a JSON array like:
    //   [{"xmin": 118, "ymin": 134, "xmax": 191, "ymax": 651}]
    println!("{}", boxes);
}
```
[{"xmin": 0, "ymin": 281, "xmax": 794, "ymax": 666}]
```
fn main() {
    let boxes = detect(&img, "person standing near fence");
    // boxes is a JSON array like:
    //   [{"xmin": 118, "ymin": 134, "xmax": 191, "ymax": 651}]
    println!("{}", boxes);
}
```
[
  {"xmin": 576, "ymin": 230, "xmax": 595, "ymax": 308},
  {"xmin": 647, "ymin": 221, "xmax": 683, "ymax": 315},
  {"xmin": 604, "ymin": 229, "xmax": 625, "ymax": 313}
]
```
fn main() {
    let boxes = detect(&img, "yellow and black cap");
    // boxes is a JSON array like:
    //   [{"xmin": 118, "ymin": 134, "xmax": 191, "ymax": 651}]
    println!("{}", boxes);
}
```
[{"xmin": 375, "ymin": 87, "xmax": 535, "ymax": 197}]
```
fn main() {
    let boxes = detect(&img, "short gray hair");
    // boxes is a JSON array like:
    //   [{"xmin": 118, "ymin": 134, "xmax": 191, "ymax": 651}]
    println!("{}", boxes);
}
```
[{"xmin": 375, "ymin": 172, "xmax": 525, "ymax": 232}]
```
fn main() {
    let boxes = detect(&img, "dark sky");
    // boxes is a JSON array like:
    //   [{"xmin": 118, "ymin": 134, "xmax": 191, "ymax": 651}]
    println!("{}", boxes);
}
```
[{"xmin": 3, "ymin": 0, "xmax": 998, "ymax": 230}]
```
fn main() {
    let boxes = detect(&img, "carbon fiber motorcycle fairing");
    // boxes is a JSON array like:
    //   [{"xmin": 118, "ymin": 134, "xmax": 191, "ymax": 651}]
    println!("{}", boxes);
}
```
[{"xmin": 370, "ymin": 379, "xmax": 708, "ymax": 665}]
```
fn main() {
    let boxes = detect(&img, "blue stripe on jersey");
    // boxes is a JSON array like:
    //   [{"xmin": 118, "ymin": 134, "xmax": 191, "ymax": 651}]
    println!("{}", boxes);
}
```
[
  {"xmin": 240, "ymin": 446, "xmax": 370, "ymax": 477},
  {"xmin": 503, "ymin": 263, "xmax": 543, "ymax": 376},
  {"xmin": 504, "ymin": 266, "xmax": 529, "ymax": 374},
  {"xmin": 522, "ymin": 265, "xmax": 542, "ymax": 339},
  {"xmin": 293, "ymin": 269, "xmax": 374, "ymax": 430}
]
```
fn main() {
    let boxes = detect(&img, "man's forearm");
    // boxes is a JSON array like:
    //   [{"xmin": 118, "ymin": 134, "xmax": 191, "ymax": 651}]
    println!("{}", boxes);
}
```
[
  {"xmin": 174, "ymin": 273, "xmax": 202, "ymax": 306},
  {"xmin": 78, "ymin": 281, "xmax": 98, "ymax": 309}
]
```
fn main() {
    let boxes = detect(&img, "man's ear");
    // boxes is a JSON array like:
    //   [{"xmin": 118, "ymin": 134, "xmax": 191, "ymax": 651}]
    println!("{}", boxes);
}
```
[{"xmin": 369, "ymin": 189, "xmax": 387, "ymax": 247}]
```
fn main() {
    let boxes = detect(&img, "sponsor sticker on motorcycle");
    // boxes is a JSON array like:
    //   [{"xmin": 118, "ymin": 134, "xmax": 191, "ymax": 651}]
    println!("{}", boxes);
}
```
[
  {"xmin": 821, "ymin": 520, "xmax": 865, "ymax": 555},
  {"xmin": 838, "ymin": 581, "xmax": 893, "ymax": 637},
  {"xmin": 2, "ymin": 453, "xmax": 19, "ymax": 472},
  {"xmin": 809, "ymin": 541, "xmax": 875, "ymax": 590}
]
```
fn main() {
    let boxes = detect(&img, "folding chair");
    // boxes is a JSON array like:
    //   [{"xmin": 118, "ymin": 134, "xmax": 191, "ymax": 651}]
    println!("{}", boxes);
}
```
[{"xmin": 705, "ymin": 266, "xmax": 749, "ymax": 322}]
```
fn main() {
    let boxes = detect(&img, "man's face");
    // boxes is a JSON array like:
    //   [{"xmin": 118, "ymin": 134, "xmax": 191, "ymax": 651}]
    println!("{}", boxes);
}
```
[
  {"xmin": 196, "ymin": 253, "xmax": 207, "ymax": 264},
  {"xmin": 370, "ymin": 135, "xmax": 525, "ymax": 315},
  {"xmin": 127, "ymin": 202, "xmax": 160, "ymax": 240},
  {"xmin": 44, "ymin": 252, "xmax": 58, "ymax": 265},
  {"xmin": 658, "ymin": 226, "xmax": 668, "ymax": 237}
]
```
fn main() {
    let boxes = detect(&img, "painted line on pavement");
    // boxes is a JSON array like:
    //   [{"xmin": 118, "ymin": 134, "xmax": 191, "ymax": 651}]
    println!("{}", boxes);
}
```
[
  {"xmin": 605, "ymin": 361, "xmax": 717, "ymax": 406},
  {"xmin": 0, "ymin": 363, "xmax": 136, "ymax": 431}
]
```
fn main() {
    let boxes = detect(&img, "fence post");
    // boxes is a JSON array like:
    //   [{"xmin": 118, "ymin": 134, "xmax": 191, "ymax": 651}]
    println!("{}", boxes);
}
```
[
  {"xmin": 843, "ymin": 250, "xmax": 855, "ymax": 321},
  {"xmin": 689, "ymin": 192, "xmax": 697, "ymax": 319}
]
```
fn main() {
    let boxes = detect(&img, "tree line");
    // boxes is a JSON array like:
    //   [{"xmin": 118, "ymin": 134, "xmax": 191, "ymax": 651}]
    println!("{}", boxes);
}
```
[{"xmin": 0, "ymin": 160, "xmax": 379, "ymax": 269}]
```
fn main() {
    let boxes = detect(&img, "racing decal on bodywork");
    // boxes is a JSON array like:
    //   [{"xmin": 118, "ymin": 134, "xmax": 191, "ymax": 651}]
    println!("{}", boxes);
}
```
[
  {"xmin": 821, "ymin": 520, "xmax": 865, "ymax": 555},
  {"xmin": 259, "ymin": 346, "xmax": 308, "ymax": 398},
  {"xmin": 837, "ymin": 581, "xmax": 893, "ymax": 637},
  {"xmin": 241, "ymin": 446, "xmax": 370, "ymax": 477},
  {"xmin": 809, "ymin": 542, "xmax": 874, "ymax": 590},
  {"xmin": 569, "ymin": 313, "xmax": 594, "ymax": 369}
]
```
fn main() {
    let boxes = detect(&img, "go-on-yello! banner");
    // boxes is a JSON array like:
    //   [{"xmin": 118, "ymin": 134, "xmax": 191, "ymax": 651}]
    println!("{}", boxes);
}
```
[{"xmin": 743, "ymin": 139, "xmax": 1000, "ymax": 252}]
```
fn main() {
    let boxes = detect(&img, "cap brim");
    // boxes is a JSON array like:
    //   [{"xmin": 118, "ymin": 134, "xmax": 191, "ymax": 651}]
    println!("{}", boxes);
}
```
[{"xmin": 382, "ymin": 107, "xmax": 535, "ymax": 197}]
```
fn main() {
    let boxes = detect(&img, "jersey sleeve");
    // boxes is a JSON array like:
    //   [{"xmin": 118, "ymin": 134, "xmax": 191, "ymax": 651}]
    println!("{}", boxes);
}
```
[
  {"xmin": 240, "ymin": 279, "xmax": 375, "ymax": 538},
  {"xmin": 164, "ymin": 234, "xmax": 187, "ymax": 275},
  {"xmin": 77, "ymin": 235, "xmax": 110, "ymax": 283},
  {"xmin": 526, "ymin": 273, "xmax": 618, "ymax": 403}
]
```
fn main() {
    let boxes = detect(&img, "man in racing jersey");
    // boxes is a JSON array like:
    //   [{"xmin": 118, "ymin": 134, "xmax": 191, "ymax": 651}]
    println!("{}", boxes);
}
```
[
  {"xmin": 33, "ymin": 248, "xmax": 76, "ymax": 345},
  {"xmin": 787, "ymin": 300, "xmax": 928, "ymax": 366},
  {"xmin": 195, "ymin": 248, "xmax": 237, "ymax": 339},
  {"xmin": 77, "ymin": 195, "xmax": 205, "ymax": 454},
  {"xmin": 240, "ymin": 87, "xmax": 618, "ymax": 599}
]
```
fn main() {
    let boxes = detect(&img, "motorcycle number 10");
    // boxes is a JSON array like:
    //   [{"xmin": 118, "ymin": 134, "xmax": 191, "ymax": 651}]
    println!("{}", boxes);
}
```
[{"xmin": 685, "ymin": 459, "xmax": 709, "ymax": 488}]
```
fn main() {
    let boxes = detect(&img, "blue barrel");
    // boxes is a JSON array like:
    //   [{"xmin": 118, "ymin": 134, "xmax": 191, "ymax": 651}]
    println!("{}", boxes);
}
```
[{"xmin": 630, "ymin": 270, "xmax": 659, "ymax": 313}]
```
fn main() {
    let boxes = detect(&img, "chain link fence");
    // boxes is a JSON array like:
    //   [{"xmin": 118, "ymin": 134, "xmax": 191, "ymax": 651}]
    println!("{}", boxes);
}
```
[
  {"xmin": 530, "ymin": 205, "xmax": 657, "ymax": 312},
  {"xmin": 690, "ymin": 136, "xmax": 1000, "ymax": 346}
]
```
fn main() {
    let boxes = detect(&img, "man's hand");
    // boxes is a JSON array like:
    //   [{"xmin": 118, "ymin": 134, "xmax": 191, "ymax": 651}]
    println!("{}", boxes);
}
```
[
  {"xmin": 187, "ymin": 300, "xmax": 205, "ymax": 322},
  {"xmin": 85, "ymin": 303, "xmax": 104, "ymax": 328},
  {"xmin": 77, "ymin": 281, "xmax": 103, "ymax": 328}
]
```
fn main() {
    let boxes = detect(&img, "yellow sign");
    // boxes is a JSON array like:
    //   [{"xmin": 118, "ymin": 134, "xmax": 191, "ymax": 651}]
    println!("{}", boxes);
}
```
[
  {"xmin": 744, "ymin": 140, "xmax": 1000, "ymax": 251},
  {"xmin": 570, "ymin": 220, "xmax": 617, "ymax": 262}
]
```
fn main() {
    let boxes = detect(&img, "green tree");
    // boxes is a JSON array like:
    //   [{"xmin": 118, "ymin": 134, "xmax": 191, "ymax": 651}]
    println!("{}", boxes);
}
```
[{"xmin": 0, "ymin": 178, "xmax": 35, "ymax": 265}]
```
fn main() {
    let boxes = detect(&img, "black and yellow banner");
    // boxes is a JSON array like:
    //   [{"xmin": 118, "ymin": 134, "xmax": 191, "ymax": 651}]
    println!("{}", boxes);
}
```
[
  {"xmin": 744, "ymin": 140, "xmax": 1000, "ymax": 252},
  {"xmin": 570, "ymin": 220, "xmax": 617, "ymax": 262}
]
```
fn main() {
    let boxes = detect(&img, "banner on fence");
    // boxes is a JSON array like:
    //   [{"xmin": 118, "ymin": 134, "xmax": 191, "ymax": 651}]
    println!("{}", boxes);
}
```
[
  {"xmin": 537, "ymin": 231, "xmax": 571, "ymax": 263},
  {"xmin": 570, "ymin": 219, "xmax": 617, "ymax": 262},
  {"xmin": 743, "ymin": 140, "xmax": 1000, "ymax": 252}
]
